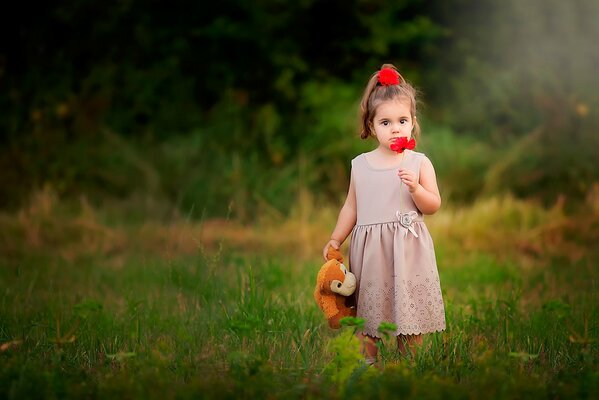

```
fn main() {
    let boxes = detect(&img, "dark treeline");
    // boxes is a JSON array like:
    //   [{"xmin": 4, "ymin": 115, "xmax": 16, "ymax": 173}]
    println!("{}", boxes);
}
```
[{"xmin": 1, "ymin": 0, "xmax": 598, "ymax": 219}]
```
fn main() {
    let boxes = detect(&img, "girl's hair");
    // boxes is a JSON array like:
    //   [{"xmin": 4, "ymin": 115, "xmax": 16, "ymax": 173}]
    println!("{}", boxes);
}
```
[{"xmin": 359, "ymin": 63, "xmax": 421, "ymax": 139}]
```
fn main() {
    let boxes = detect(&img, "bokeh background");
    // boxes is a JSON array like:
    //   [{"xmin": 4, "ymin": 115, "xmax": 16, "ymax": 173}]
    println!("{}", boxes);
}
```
[
  {"xmin": 1, "ymin": 0, "xmax": 598, "ymax": 398},
  {"xmin": 2, "ymin": 0, "xmax": 598, "ymax": 215}
]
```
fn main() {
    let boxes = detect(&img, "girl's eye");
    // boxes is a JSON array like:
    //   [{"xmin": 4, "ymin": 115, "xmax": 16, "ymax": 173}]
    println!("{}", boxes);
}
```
[{"xmin": 382, "ymin": 121, "xmax": 389, "ymax": 126}]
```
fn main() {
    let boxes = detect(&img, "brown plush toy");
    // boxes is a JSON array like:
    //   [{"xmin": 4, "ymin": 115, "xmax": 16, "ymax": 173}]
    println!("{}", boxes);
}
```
[{"xmin": 314, "ymin": 247, "xmax": 357, "ymax": 329}]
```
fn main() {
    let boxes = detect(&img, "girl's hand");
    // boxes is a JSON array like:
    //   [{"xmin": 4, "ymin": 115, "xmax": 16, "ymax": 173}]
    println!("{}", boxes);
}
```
[
  {"xmin": 322, "ymin": 239, "xmax": 341, "ymax": 261},
  {"xmin": 398, "ymin": 168, "xmax": 419, "ymax": 193}
]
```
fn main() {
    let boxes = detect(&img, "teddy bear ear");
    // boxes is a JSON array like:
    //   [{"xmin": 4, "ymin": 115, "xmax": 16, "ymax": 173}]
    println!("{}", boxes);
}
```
[{"xmin": 326, "ymin": 247, "xmax": 344, "ymax": 263}]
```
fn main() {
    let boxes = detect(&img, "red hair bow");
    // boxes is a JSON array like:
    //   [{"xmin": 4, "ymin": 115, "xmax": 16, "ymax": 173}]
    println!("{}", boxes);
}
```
[
  {"xmin": 378, "ymin": 68, "xmax": 400, "ymax": 86},
  {"xmin": 390, "ymin": 137, "xmax": 416, "ymax": 153}
]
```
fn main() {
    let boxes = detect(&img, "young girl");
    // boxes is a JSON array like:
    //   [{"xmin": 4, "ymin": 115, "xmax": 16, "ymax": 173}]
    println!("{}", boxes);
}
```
[{"xmin": 322, "ymin": 64, "xmax": 446, "ymax": 363}]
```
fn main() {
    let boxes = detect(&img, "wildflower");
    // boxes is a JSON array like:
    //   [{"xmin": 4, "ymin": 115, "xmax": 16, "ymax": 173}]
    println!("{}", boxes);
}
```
[{"xmin": 390, "ymin": 137, "xmax": 416, "ymax": 153}]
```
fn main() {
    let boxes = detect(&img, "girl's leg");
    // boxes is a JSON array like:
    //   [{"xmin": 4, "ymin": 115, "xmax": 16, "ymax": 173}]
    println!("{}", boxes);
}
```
[
  {"xmin": 397, "ymin": 334, "xmax": 423, "ymax": 357},
  {"xmin": 356, "ymin": 332, "xmax": 379, "ymax": 363}
]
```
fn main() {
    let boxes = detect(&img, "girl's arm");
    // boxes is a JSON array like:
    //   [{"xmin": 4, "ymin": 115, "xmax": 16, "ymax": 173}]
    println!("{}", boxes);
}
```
[
  {"xmin": 399, "ymin": 156, "xmax": 441, "ymax": 215},
  {"xmin": 322, "ymin": 175, "xmax": 357, "ymax": 260}
]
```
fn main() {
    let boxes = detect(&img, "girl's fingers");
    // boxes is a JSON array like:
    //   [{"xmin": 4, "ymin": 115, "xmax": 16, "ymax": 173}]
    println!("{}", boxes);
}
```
[
  {"xmin": 323, "ymin": 240, "xmax": 340, "ymax": 260},
  {"xmin": 399, "ymin": 174, "xmax": 416, "ymax": 183},
  {"xmin": 400, "ymin": 176, "xmax": 416, "ymax": 187},
  {"xmin": 398, "ymin": 170, "xmax": 417, "ymax": 188}
]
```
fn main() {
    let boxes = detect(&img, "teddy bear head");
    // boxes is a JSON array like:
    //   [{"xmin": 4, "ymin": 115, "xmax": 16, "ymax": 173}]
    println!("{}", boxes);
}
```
[{"xmin": 317, "ymin": 248, "xmax": 356, "ymax": 296}]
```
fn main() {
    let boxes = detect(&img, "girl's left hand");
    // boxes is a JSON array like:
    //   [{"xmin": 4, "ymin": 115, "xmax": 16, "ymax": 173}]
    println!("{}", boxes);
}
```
[{"xmin": 398, "ymin": 168, "xmax": 419, "ymax": 193}]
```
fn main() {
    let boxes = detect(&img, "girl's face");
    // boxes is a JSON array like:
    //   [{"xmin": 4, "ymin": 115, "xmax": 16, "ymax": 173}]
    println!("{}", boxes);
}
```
[{"xmin": 371, "ymin": 98, "xmax": 414, "ymax": 150}]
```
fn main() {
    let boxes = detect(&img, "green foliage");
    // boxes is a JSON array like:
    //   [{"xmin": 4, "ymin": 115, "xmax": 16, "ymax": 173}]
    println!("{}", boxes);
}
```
[
  {"xmin": 419, "ymin": 122, "xmax": 497, "ymax": 204},
  {"xmin": 340, "ymin": 316, "xmax": 365, "ymax": 329},
  {"xmin": 3, "ymin": 1, "xmax": 599, "ymax": 213},
  {"xmin": 377, "ymin": 322, "xmax": 398, "ymax": 339},
  {"xmin": 324, "ymin": 328, "xmax": 365, "ymax": 388},
  {"xmin": 483, "ymin": 111, "xmax": 599, "ymax": 204},
  {"xmin": 0, "ymin": 0, "xmax": 441, "ymax": 214}
]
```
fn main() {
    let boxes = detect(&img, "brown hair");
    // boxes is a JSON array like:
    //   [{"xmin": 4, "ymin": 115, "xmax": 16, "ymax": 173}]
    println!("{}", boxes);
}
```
[{"xmin": 359, "ymin": 64, "xmax": 421, "ymax": 139}]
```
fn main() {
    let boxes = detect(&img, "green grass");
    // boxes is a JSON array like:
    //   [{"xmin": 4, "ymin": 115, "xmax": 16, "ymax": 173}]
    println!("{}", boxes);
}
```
[{"xmin": 1, "ymin": 193, "xmax": 598, "ymax": 399}]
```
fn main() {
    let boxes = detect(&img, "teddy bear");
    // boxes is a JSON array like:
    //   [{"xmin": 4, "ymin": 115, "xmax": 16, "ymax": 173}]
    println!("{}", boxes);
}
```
[{"xmin": 314, "ymin": 247, "xmax": 357, "ymax": 329}]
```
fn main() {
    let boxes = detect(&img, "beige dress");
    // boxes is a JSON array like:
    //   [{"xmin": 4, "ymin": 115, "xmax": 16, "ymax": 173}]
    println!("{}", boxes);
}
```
[{"xmin": 349, "ymin": 150, "xmax": 446, "ymax": 338}]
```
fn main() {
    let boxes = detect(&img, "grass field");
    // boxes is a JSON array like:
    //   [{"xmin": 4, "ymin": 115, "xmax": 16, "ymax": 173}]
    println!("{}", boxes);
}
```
[{"xmin": 1, "ymin": 188, "xmax": 598, "ymax": 399}]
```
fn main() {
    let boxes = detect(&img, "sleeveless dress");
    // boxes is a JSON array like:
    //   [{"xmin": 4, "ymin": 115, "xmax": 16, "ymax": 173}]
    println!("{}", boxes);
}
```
[{"xmin": 349, "ymin": 150, "xmax": 446, "ymax": 338}]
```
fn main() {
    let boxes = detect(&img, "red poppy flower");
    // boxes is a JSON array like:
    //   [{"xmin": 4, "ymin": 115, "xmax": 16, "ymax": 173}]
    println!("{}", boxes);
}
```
[
  {"xmin": 390, "ymin": 137, "xmax": 416, "ymax": 153},
  {"xmin": 378, "ymin": 68, "xmax": 400, "ymax": 86}
]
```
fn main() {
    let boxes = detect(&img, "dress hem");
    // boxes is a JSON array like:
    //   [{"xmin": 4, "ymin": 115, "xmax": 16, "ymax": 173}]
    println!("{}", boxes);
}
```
[{"xmin": 359, "ymin": 326, "xmax": 446, "ymax": 339}]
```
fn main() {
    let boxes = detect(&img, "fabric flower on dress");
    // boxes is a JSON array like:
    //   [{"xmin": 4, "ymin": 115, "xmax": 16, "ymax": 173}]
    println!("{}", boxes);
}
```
[
  {"xmin": 378, "ymin": 68, "xmax": 400, "ymax": 86},
  {"xmin": 390, "ymin": 137, "xmax": 416, "ymax": 153}
]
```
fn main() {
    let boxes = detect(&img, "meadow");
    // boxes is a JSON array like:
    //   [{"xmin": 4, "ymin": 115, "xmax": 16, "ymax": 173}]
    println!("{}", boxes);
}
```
[
  {"xmin": 3, "ymin": 1, "xmax": 599, "ymax": 398},
  {"xmin": 1, "ymin": 187, "xmax": 597, "ymax": 399}
]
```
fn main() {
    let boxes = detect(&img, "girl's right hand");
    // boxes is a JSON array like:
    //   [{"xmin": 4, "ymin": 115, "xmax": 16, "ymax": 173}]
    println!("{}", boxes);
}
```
[{"xmin": 322, "ymin": 239, "xmax": 341, "ymax": 261}]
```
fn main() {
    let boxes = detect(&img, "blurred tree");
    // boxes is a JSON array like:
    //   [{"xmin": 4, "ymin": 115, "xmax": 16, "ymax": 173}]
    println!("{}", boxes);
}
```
[
  {"xmin": 0, "ymin": 0, "xmax": 443, "ymax": 215},
  {"xmin": 1, "ymin": 0, "xmax": 596, "ymax": 214}
]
